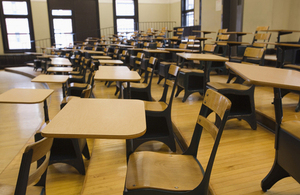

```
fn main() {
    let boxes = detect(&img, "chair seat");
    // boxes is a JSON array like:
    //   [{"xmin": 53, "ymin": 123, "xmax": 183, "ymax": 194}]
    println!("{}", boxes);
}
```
[
  {"xmin": 126, "ymin": 151, "xmax": 203, "ymax": 191},
  {"xmin": 144, "ymin": 101, "xmax": 168, "ymax": 112},
  {"xmin": 207, "ymin": 82, "xmax": 251, "ymax": 91},
  {"xmin": 0, "ymin": 183, "xmax": 44, "ymax": 195},
  {"xmin": 61, "ymin": 96, "xmax": 80, "ymax": 105},
  {"xmin": 69, "ymin": 75, "xmax": 83, "ymax": 79}
]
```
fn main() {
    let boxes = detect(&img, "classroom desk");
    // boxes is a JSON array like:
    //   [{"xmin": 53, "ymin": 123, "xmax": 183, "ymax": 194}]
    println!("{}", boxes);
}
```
[
  {"xmin": 41, "ymin": 98, "xmax": 146, "ymax": 139},
  {"xmin": 47, "ymin": 67, "xmax": 73, "ymax": 74},
  {"xmin": 91, "ymin": 56, "xmax": 112, "ymax": 60},
  {"xmin": 192, "ymin": 30, "xmax": 216, "ymax": 38},
  {"xmin": 98, "ymin": 59, "xmax": 123, "ymax": 66},
  {"xmin": 37, "ymin": 55, "xmax": 58, "ymax": 59},
  {"xmin": 262, "ymin": 29, "xmax": 300, "ymax": 43},
  {"xmin": 31, "ymin": 75, "xmax": 69, "ymax": 98},
  {"xmin": 80, "ymin": 50, "xmax": 104, "ymax": 55},
  {"xmin": 215, "ymin": 41, "xmax": 250, "ymax": 61},
  {"xmin": 222, "ymin": 31, "xmax": 253, "ymax": 41},
  {"xmin": 0, "ymin": 88, "xmax": 54, "ymax": 122},
  {"xmin": 225, "ymin": 62, "xmax": 300, "ymax": 192},
  {"xmin": 177, "ymin": 53, "xmax": 229, "ymax": 94},
  {"xmin": 263, "ymin": 42, "xmax": 300, "ymax": 68},
  {"xmin": 95, "ymin": 66, "xmax": 141, "ymax": 98},
  {"xmin": 50, "ymin": 57, "xmax": 72, "ymax": 66}
]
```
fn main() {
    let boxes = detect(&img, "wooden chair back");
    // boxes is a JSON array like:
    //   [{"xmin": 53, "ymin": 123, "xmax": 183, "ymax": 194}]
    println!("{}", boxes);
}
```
[
  {"xmin": 179, "ymin": 43, "xmax": 187, "ymax": 49},
  {"xmin": 203, "ymin": 44, "xmax": 216, "ymax": 53},
  {"xmin": 81, "ymin": 84, "xmax": 92, "ymax": 98},
  {"xmin": 156, "ymin": 42, "xmax": 163, "ymax": 48},
  {"xmin": 159, "ymin": 65, "xmax": 180, "ymax": 106},
  {"xmin": 256, "ymin": 26, "xmax": 269, "ymax": 32},
  {"xmin": 143, "ymin": 57, "xmax": 157, "ymax": 85},
  {"xmin": 124, "ymin": 89, "xmax": 231, "ymax": 194},
  {"xmin": 14, "ymin": 137, "xmax": 53, "ymax": 194},
  {"xmin": 216, "ymin": 35, "xmax": 230, "ymax": 45},
  {"xmin": 143, "ymin": 42, "xmax": 150, "ymax": 48},
  {"xmin": 252, "ymin": 33, "xmax": 271, "ymax": 48},
  {"xmin": 242, "ymin": 47, "xmax": 265, "ymax": 65}
]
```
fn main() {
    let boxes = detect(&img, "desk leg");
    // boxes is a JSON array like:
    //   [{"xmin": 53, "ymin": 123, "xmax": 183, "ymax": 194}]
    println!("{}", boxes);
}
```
[
  {"xmin": 203, "ymin": 61, "xmax": 209, "ymax": 95},
  {"xmin": 127, "ymin": 81, "xmax": 131, "ymax": 99},
  {"xmin": 126, "ymin": 139, "xmax": 133, "ymax": 162},
  {"xmin": 62, "ymin": 83, "xmax": 67, "ymax": 98},
  {"xmin": 261, "ymin": 88, "xmax": 289, "ymax": 191},
  {"xmin": 43, "ymin": 100, "xmax": 49, "ymax": 123}
]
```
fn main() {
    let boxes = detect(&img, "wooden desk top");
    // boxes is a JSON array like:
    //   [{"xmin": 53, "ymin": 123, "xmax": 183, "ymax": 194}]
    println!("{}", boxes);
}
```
[
  {"xmin": 215, "ymin": 41, "xmax": 250, "ymax": 45},
  {"xmin": 80, "ymin": 50, "xmax": 104, "ymax": 54},
  {"xmin": 37, "ymin": 55, "xmax": 58, "ymax": 58},
  {"xmin": 95, "ymin": 66, "xmax": 141, "ymax": 82},
  {"xmin": 41, "ymin": 98, "xmax": 146, "ymax": 139},
  {"xmin": 91, "ymin": 56, "xmax": 112, "ymax": 60},
  {"xmin": 127, "ymin": 48, "xmax": 144, "ymax": 51},
  {"xmin": 261, "ymin": 42, "xmax": 300, "ymax": 48},
  {"xmin": 225, "ymin": 62, "xmax": 300, "ymax": 91},
  {"xmin": 158, "ymin": 48, "xmax": 196, "ymax": 52},
  {"xmin": 223, "ymin": 32, "xmax": 253, "ymax": 35},
  {"xmin": 31, "ymin": 75, "xmax": 69, "ymax": 84},
  {"xmin": 192, "ymin": 30, "xmax": 216, "ymax": 34},
  {"xmin": 177, "ymin": 53, "xmax": 229, "ymax": 62},
  {"xmin": 143, "ymin": 49, "xmax": 169, "ymax": 53},
  {"xmin": 261, "ymin": 29, "xmax": 300, "ymax": 33},
  {"xmin": 99, "ymin": 60, "xmax": 124, "ymax": 65},
  {"xmin": 50, "ymin": 58, "xmax": 72, "ymax": 66},
  {"xmin": 0, "ymin": 88, "xmax": 54, "ymax": 104},
  {"xmin": 47, "ymin": 67, "xmax": 73, "ymax": 72}
]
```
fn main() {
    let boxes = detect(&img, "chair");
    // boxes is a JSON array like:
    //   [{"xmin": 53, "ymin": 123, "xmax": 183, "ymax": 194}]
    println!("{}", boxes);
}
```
[
  {"xmin": 130, "ymin": 52, "xmax": 144, "ymax": 71},
  {"xmin": 124, "ymin": 89, "xmax": 231, "ymax": 195},
  {"xmin": 123, "ymin": 57, "xmax": 157, "ymax": 101},
  {"xmin": 157, "ymin": 43, "xmax": 187, "ymax": 85},
  {"xmin": 127, "ymin": 64, "xmax": 180, "ymax": 153},
  {"xmin": 176, "ymin": 27, "xmax": 184, "ymax": 38},
  {"xmin": 119, "ymin": 50, "xmax": 129, "ymax": 66},
  {"xmin": 68, "ymin": 58, "xmax": 92, "ymax": 84},
  {"xmin": 0, "ymin": 137, "xmax": 53, "ymax": 195},
  {"xmin": 112, "ymin": 48, "xmax": 120, "ymax": 59},
  {"xmin": 207, "ymin": 47, "xmax": 265, "ymax": 130},
  {"xmin": 174, "ymin": 44, "xmax": 217, "ymax": 102}
]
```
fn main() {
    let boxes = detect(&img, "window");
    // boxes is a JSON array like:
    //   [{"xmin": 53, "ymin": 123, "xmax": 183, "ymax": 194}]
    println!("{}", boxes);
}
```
[
  {"xmin": 113, "ymin": 0, "xmax": 138, "ymax": 39},
  {"xmin": 51, "ymin": 9, "xmax": 74, "ymax": 48},
  {"xmin": 0, "ymin": 0, "xmax": 35, "ymax": 53},
  {"xmin": 181, "ymin": 0, "xmax": 194, "ymax": 27}
]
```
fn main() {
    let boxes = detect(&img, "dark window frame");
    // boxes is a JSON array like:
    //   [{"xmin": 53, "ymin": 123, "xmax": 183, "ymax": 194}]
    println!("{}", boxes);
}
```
[
  {"xmin": 113, "ymin": 0, "xmax": 139, "ymax": 35},
  {"xmin": 0, "ymin": 0, "xmax": 36, "ymax": 53},
  {"xmin": 47, "ymin": 7, "xmax": 75, "ymax": 47},
  {"xmin": 181, "ymin": 0, "xmax": 194, "ymax": 27}
]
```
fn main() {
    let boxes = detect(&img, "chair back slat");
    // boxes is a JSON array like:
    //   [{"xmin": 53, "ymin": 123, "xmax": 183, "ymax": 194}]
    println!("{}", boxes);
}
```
[
  {"xmin": 243, "ymin": 47, "xmax": 265, "ymax": 59},
  {"xmin": 204, "ymin": 44, "xmax": 216, "ymax": 52},
  {"xmin": 197, "ymin": 115, "xmax": 219, "ymax": 140}
]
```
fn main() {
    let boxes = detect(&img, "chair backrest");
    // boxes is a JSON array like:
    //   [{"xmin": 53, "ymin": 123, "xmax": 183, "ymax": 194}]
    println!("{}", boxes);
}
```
[
  {"xmin": 156, "ymin": 42, "xmax": 163, "ymax": 48},
  {"xmin": 143, "ymin": 57, "xmax": 157, "ymax": 85},
  {"xmin": 179, "ymin": 43, "xmax": 187, "ymax": 49},
  {"xmin": 14, "ymin": 137, "xmax": 53, "ymax": 195},
  {"xmin": 203, "ymin": 44, "xmax": 216, "ymax": 53},
  {"xmin": 80, "ymin": 84, "xmax": 92, "ymax": 98},
  {"xmin": 159, "ymin": 65, "xmax": 180, "ymax": 107},
  {"xmin": 183, "ymin": 89, "xmax": 231, "ymax": 194},
  {"xmin": 252, "ymin": 33, "xmax": 271, "ymax": 48},
  {"xmin": 143, "ymin": 42, "xmax": 150, "ymax": 48},
  {"xmin": 255, "ymin": 26, "xmax": 269, "ymax": 32},
  {"xmin": 215, "ymin": 29, "xmax": 228, "ymax": 41},
  {"xmin": 216, "ymin": 34, "xmax": 230, "ymax": 45},
  {"xmin": 242, "ymin": 47, "xmax": 265, "ymax": 65},
  {"xmin": 113, "ymin": 49, "xmax": 119, "ymax": 58}
]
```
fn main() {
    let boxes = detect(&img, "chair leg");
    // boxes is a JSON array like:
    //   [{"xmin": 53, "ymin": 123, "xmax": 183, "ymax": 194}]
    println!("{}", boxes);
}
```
[
  {"xmin": 295, "ymin": 95, "xmax": 300, "ymax": 112},
  {"xmin": 175, "ymin": 85, "xmax": 184, "ymax": 98},
  {"xmin": 157, "ymin": 75, "xmax": 164, "ymax": 84}
]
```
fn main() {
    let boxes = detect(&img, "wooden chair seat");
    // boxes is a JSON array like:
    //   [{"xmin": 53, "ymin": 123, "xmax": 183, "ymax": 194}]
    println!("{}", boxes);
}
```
[
  {"xmin": 207, "ymin": 82, "xmax": 251, "ymax": 91},
  {"xmin": 180, "ymin": 68, "xmax": 204, "ymax": 74},
  {"xmin": 123, "ymin": 82, "xmax": 148, "ymax": 89},
  {"xmin": 144, "ymin": 101, "xmax": 168, "ymax": 112},
  {"xmin": 69, "ymin": 82, "xmax": 88, "ymax": 88},
  {"xmin": 126, "ymin": 151, "xmax": 203, "ymax": 191},
  {"xmin": 0, "ymin": 184, "xmax": 44, "ymax": 195}
]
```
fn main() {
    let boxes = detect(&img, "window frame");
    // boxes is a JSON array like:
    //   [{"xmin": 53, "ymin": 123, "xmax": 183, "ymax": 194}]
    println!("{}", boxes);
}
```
[
  {"xmin": 48, "ymin": 9, "xmax": 75, "ymax": 48},
  {"xmin": 181, "ymin": 0, "xmax": 194, "ymax": 27},
  {"xmin": 113, "ymin": 0, "xmax": 139, "ymax": 35},
  {"xmin": 0, "ymin": 0, "xmax": 36, "ymax": 53}
]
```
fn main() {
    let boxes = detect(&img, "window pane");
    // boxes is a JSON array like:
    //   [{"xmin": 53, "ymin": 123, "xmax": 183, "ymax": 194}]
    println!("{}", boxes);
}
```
[
  {"xmin": 2, "ymin": 1, "xmax": 28, "ymax": 15},
  {"xmin": 53, "ymin": 19, "xmax": 73, "ymax": 33},
  {"xmin": 117, "ymin": 19, "xmax": 134, "ymax": 33},
  {"xmin": 53, "ymin": 19, "xmax": 73, "ymax": 48},
  {"xmin": 52, "ymin": 9, "xmax": 72, "ymax": 16},
  {"xmin": 7, "ymin": 34, "xmax": 31, "ymax": 49},
  {"xmin": 54, "ymin": 34, "xmax": 73, "ymax": 48},
  {"xmin": 116, "ymin": 0, "xmax": 134, "ymax": 16},
  {"xmin": 185, "ymin": 0, "xmax": 194, "ymax": 10},
  {"xmin": 5, "ymin": 18, "xmax": 29, "ymax": 33},
  {"xmin": 186, "ymin": 12, "xmax": 194, "ymax": 27}
]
